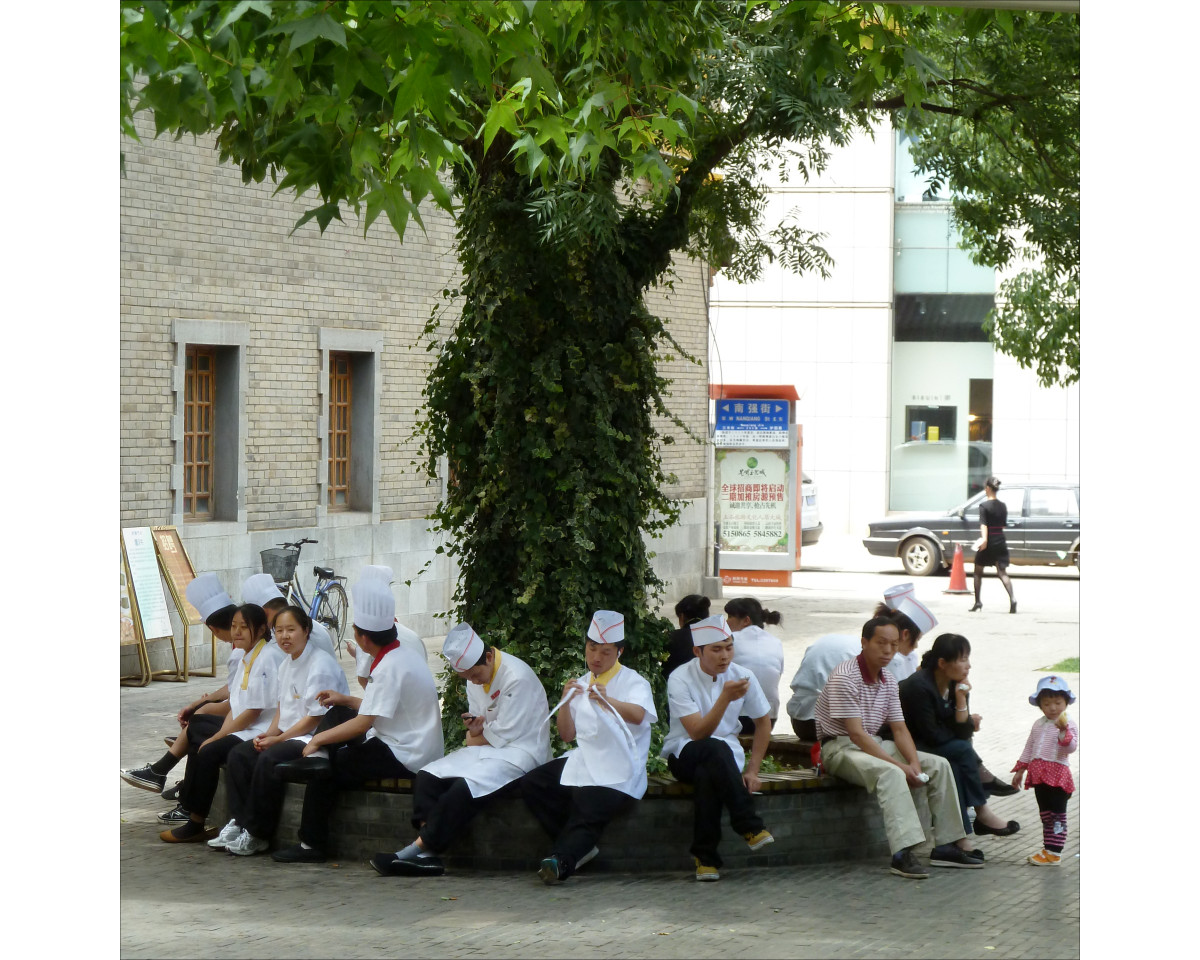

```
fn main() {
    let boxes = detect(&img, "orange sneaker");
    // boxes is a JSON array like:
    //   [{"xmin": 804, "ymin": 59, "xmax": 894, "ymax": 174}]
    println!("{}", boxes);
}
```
[{"xmin": 1028, "ymin": 849, "xmax": 1061, "ymax": 865}]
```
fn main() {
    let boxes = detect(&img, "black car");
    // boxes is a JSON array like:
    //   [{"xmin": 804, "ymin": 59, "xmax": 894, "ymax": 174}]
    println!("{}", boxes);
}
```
[{"xmin": 863, "ymin": 482, "xmax": 1080, "ymax": 576}]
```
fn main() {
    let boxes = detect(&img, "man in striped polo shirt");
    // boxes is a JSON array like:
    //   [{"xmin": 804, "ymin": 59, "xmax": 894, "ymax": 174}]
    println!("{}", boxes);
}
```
[{"xmin": 815, "ymin": 616, "xmax": 981, "ymax": 878}]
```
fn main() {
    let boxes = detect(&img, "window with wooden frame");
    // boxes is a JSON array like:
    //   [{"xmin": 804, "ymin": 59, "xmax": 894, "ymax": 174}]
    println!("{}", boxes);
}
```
[
  {"xmin": 184, "ymin": 345, "xmax": 215, "ymax": 519},
  {"xmin": 328, "ymin": 351, "xmax": 352, "ymax": 509}
]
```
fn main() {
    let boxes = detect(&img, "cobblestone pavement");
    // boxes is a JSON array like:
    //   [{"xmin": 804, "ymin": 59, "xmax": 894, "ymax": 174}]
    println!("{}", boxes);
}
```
[{"xmin": 120, "ymin": 547, "xmax": 1079, "ymax": 958}]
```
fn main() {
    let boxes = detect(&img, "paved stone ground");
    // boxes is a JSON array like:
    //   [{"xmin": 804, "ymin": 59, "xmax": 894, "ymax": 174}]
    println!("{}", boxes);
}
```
[{"xmin": 119, "ymin": 536, "xmax": 1080, "ymax": 958}]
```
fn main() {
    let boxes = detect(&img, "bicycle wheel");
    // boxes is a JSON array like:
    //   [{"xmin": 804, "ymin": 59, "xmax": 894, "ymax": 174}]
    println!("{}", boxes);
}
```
[{"xmin": 315, "ymin": 582, "xmax": 349, "ymax": 655}]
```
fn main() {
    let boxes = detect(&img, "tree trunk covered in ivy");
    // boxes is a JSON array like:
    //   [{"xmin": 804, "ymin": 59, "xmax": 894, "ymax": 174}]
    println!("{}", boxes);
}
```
[{"xmin": 423, "ymin": 161, "xmax": 686, "ymax": 747}]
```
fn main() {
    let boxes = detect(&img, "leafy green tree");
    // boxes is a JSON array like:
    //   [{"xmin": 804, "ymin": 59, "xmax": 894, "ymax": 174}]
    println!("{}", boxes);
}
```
[{"xmin": 121, "ymin": 1, "xmax": 1079, "ymax": 743}]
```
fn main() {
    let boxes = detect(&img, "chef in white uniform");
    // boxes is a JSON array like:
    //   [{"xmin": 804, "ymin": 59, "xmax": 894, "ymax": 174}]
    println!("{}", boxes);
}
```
[
  {"xmin": 217, "ymin": 605, "xmax": 350, "ymax": 857},
  {"xmin": 268, "ymin": 570, "xmax": 444, "ymax": 863},
  {"xmin": 242, "ymin": 572, "xmax": 337, "ymax": 660},
  {"xmin": 662, "ymin": 615, "xmax": 775, "ymax": 881},
  {"xmin": 519, "ymin": 610, "xmax": 657, "ymax": 884},
  {"xmin": 879, "ymin": 588, "xmax": 937, "ymax": 683},
  {"xmin": 344, "ymin": 566, "xmax": 428, "ymax": 689},
  {"xmin": 370, "ymin": 623, "xmax": 549, "ymax": 877},
  {"xmin": 161, "ymin": 602, "xmax": 285, "ymax": 842}
]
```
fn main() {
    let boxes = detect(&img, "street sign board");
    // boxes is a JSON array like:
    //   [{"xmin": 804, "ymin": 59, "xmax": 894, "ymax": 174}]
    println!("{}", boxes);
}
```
[{"xmin": 713, "ymin": 399, "xmax": 789, "ymax": 448}]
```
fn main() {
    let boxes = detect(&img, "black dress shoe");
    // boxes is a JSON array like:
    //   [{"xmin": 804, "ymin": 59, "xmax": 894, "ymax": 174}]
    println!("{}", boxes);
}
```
[
  {"xmin": 974, "ymin": 819, "xmax": 1020, "ymax": 837},
  {"xmin": 275, "ymin": 757, "xmax": 333, "ymax": 782},
  {"xmin": 271, "ymin": 842, "xmax": 327, "ymax": 863},
  {"xmin": 369, "ymin": 851, "xmax": 445, "ymax": 876},
  {"xmin": 984, "ymin": 778, "xmax": 1019, "ymax": 798}
]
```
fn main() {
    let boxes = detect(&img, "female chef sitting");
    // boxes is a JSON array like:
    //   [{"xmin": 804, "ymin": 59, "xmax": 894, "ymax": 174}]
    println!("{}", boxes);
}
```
[{"xmin": 209, "ymin": 605, "xmax": 349, "ymax": 856}]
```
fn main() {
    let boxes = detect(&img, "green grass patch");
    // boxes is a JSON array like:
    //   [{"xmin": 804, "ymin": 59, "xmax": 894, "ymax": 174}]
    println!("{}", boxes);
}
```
[{"xmin": 1038, "ymin": 656, "xmax": 1079, "ymax": 672}]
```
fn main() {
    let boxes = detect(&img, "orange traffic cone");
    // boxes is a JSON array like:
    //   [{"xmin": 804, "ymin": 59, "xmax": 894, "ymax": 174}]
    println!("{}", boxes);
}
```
[{"xmin": 944, "ymin": 543, "xmax": 971, "ymax": 594}]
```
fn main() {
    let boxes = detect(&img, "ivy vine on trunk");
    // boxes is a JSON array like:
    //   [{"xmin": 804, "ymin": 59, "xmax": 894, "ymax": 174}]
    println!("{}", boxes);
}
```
[{"xmin": 421, "ymin": 160, "xmax": 692, "ymax": 749}]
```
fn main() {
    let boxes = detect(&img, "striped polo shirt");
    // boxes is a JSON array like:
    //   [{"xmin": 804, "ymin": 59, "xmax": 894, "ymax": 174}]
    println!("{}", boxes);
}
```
[{"xmin": 814, "ymin": 654, "xmax": 905, "ymax": 740}]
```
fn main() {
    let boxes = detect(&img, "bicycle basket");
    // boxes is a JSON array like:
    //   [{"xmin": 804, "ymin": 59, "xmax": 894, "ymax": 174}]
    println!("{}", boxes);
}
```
[{"xmin": 260, "ymin": 547, "xmax": 299, "ymax": 583}]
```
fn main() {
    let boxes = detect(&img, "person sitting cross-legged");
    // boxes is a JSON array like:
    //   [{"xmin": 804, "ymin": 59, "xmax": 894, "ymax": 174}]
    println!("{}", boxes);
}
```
[
  {"xmin": 814, "ymin": 615, "xmax": 982, "ymax": 879},
  {"xmin": 661, "ymin": 615, "xmax": 774, "ymax": 882}
]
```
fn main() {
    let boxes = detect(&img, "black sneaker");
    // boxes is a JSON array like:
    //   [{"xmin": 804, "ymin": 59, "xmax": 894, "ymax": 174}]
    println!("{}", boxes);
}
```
[
  {"xmin": 930, "ymin": 844, "xmax": 985, "ymax": 869},
  {"xmin": 161, "ymin": 780, "xmax": 183, "ymax": 802},
  {"xmin": 156, "ymin": 803, "xmax": 192, "ymax": 825},
  {"xmin": 271, "ymin": 843, "xmax": 327, "ymax": 864},
  {"xmin": 121, "ymin": 764, "xmax": 166, "ymax": 792},
  {"xmin": 369, "ymin": 851, "xmax": 445, "ymax": 877},
  {"xmin": 890, "ymin": 849, "xmax": 929, "ymax": 879}
]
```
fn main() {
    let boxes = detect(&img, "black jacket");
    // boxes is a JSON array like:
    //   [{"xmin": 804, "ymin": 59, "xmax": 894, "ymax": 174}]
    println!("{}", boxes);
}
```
[{"xmin": 897, "ymin": 668, "xmax": 975, "ymax": 750}]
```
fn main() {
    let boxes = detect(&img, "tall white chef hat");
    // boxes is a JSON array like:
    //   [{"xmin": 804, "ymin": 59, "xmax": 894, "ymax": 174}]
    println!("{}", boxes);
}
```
[
  {"xmin": 883, "ymin": 582, "xmax": 915, "ymax": 610},
  {"xmin": 186, "ymin": 572, "xmax": 235, "ymax": 623},
  {"xmin": 352, "ymin": 567, "xmax": 396, "ymax": 632},
  {"xmin": 241, "ymin": 573, "xmax": 285, "ymax": 608},
  {"xmin": 442, "ymin": 622, "xmax": 485, "ymax": 670},
  {"xmin": 587, "ymin": 610, "xmax": 625, "ymax": 645},
  {"xmin": 689, "ymin": 614, "xmax": 733, "ymax": 647},
  {"xmin": 893, "ymin": 596, "xmax": 937, "ymax": 637}
]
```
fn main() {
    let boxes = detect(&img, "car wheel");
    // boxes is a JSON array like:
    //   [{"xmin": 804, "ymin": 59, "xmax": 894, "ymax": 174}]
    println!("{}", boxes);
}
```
[
  {"xmin": 900, "ymin": 536, "xmax": 941, "ymax": 577},
  {"xmin": 1072, "ymin": 545, "xmax": 1080, "ymax": 572}
]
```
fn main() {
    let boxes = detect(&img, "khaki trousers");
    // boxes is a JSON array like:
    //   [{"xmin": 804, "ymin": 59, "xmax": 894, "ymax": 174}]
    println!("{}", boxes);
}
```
[{"xmin": 821, "ymin": 735, "xmax": 966, "ymax": 854}]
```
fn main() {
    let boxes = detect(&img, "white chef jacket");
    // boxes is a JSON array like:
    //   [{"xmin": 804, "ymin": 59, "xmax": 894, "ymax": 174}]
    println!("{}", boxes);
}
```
[
  {"xmin": 732, "ymin": 624, "xmax": 785, "ymax": 720},
  {"xmin": 225, "ymin": 639, "xmax": 286, "ymax": 740},
  {"xmin": 419, "ymin": 650, "xmax": 550, "ymax": 798},
  {"xmin": 661, "ymin": 659, "xmax": 770, "ymax": 771},
  {"xmin": 275, "ymin": 640, "xmax": 350, "ymax": 743},
  {"xmin": 558, "ymin": 664, "xmax": 657, "ymax": 799},
  {"xmin": 884, "ymin": 648, "xmax": 920, "ymax": 683},
  {"xmin": 360, "ymin": 643, "xmax": 444, "ymax": 772},
  {"xmin": 355, "ymin": 623, "xmax": 427, "ymax": 678},
  {"xmin": 785, "ymin": 634, "xmax": 861, "ymax": 721}
]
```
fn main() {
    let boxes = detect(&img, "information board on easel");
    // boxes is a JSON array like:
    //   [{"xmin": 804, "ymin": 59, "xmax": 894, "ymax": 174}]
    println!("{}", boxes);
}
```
[
  {"xmin": 151, "ymin": 525, "xmax": 215, "ymax": 678},
  {"xmin": 120, "ymin": 545, "xmax": 150, "ymax": 686},
  {"xmin": 121, "ymin": 526, "xmax": 183, "ymax": 682}
]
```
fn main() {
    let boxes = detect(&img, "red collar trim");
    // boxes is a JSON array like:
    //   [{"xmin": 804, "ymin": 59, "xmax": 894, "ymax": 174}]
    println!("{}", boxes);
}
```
[
  {"xmin": 370, "ymin": 640, "xmax": 401, "ymax": 674},
  {"xmin": 856, "ymin": 653, "xmax": 881, "ymax": 685}
]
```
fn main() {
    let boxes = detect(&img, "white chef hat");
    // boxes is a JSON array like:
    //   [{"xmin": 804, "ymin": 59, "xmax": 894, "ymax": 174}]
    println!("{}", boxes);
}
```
[
  {"xmin": 352, "ymin": 568, "xmax": 395, "ymax": 632},
  {"xmin": 359, "ymin": 564, "xmax": 394, "ymax": 585},
  {"xmin": 894, "ymin": 596, "xmax": 937, "ymax": 637},
  {"xmin": 587, "ymin": 610, "xmax": 625, "ymax": 645},
  {"xmin": 883, "ymin": 582, "xmax": 915, "ymax": 610},
  {"xmin": 186, "ymin": 572, "xmax": 234, "ymax": 623},
  {"xmin": 689, "ymin": 614, "xmax": 733, "ymax": 647},
  {"xmin": 241, "ymin": 573, "xmax": 285, "ymax": 608},
  {"xmin": 442, "ymin": 622, "xmax": 485, "ymax": 670}
]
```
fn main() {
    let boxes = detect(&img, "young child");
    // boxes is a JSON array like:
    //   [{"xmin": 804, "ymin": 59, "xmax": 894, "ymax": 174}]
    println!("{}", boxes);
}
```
[{"xmin": 1011, "ymin": 675, "xmax": 1078, "ymax": 865}]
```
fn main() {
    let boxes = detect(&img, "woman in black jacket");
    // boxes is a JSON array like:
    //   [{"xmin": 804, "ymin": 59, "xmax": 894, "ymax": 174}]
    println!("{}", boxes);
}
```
[{"xmin": 897, "ymin": 633, "xmax": 1019, "ymax": 842}]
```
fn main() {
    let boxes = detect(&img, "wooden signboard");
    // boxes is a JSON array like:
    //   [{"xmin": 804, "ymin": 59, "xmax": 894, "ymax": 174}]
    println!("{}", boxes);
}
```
[
  {"xmin": 152, "ymin": 525, "xmax": 215, "ymax": 678},
  {"xmin": 121, "ymin": 527, "xmax": 183, "ymax": 683},
  {"xmin": 120, "ymin": 545, "xmax": 151, "ymax": 686}
]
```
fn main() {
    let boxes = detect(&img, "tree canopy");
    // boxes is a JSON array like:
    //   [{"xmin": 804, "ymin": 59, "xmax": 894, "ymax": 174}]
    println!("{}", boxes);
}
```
[{"xmin": 121, "ymin": 0, "xmax": 1080, "ymax": 746}]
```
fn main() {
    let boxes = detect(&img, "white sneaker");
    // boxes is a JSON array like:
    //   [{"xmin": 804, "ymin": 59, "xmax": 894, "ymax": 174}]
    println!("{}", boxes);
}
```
[
  {"xmin": 208, "ymin": 819, "xmax": 242, "ymax": 849},
  {"xmin": 226, "ymin": 829, "xmax": 269, "ymax": 857},
  {"xmin": 576, "ymin": 846, "xmax": 600, "ymax": 869}
]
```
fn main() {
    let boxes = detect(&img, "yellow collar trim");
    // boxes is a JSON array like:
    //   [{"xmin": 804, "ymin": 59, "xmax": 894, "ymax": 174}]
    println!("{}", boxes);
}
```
[
  {"xmin": 240, "ymin": 638, "xmax": 268, "ymax": 691},
  {"xmin": 483, "ymin": 649, "xmax": 502, "ymax": 694},
  {"xmin": 589, "ymin": 661, "xmax": 623, "ymax": 687}
]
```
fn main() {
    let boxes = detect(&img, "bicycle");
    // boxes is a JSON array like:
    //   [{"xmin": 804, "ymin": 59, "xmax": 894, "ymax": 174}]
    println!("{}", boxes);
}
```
[{"xmin": 259, "ymin": 538, "xmax": 350, "ymax": 656}]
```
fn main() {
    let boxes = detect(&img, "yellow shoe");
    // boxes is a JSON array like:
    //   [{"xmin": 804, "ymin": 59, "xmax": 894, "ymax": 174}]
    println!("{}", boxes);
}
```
[
  {"xmin": 694, "ymin": 858, "xmax": 720, "ymax": 881},
  {"xmin": 1028, "ymin": 849, "xmax": 1062, "ymax": 865},
  {"xmin": 742, "ymin": 829, "xmax": 774, "ymax": 851}
]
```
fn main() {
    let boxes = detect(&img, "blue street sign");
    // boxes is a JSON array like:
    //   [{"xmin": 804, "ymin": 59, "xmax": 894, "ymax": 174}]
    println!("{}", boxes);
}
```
[{"xmin": 714, "ymin": 399, "xmax": 790, "ymax": 448}]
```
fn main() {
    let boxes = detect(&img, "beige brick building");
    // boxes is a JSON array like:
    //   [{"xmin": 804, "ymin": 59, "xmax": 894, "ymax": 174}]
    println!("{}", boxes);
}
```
[{"xmin": 120, "ymin": 118, "xmax": 713, "ymax": 675}]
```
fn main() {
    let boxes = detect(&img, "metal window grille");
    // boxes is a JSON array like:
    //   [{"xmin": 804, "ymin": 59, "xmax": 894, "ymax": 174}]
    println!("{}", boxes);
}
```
[
  {"xmin": 184, "ymin": 345, "xmax": 214, "ymax": 519},
  {"xmin": 328, "ymin": 352, "xmax": 352, "ymax": 509}
]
